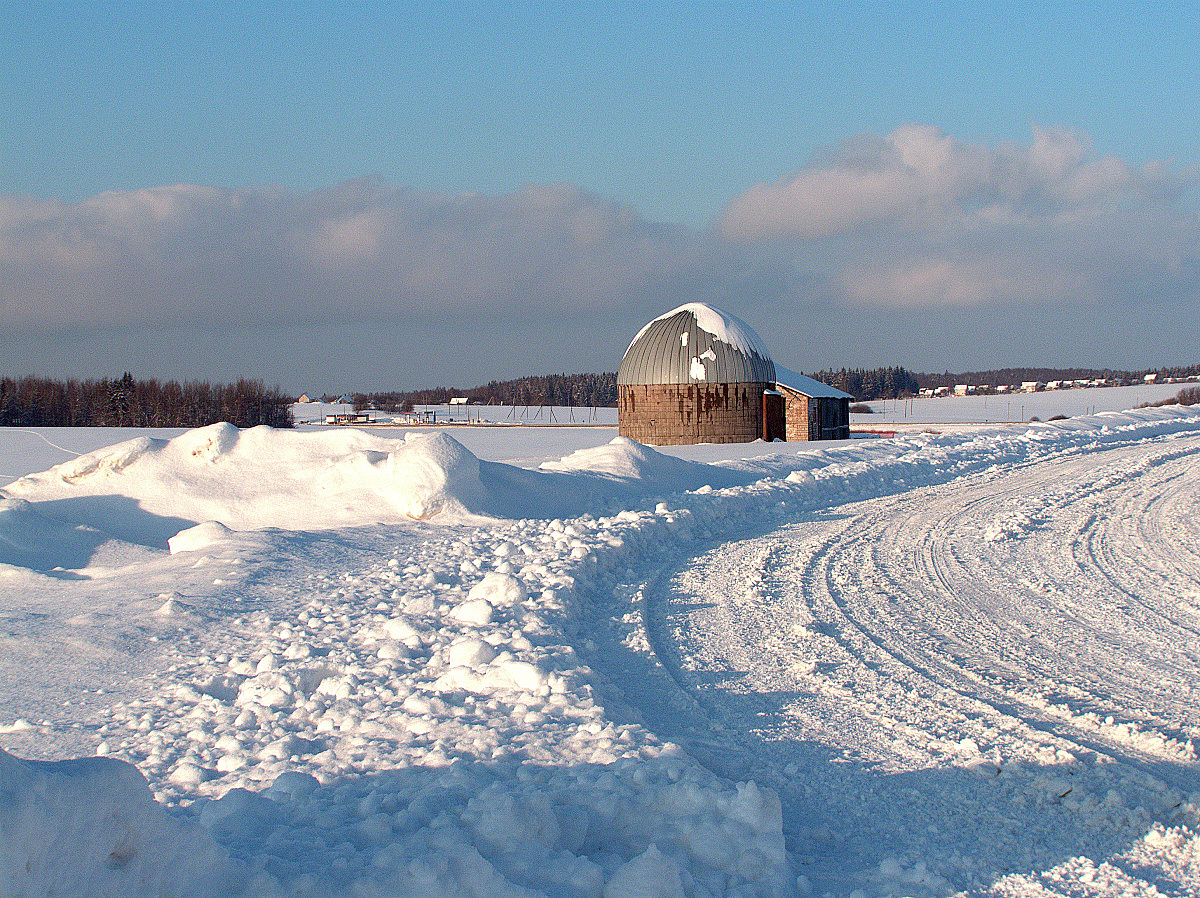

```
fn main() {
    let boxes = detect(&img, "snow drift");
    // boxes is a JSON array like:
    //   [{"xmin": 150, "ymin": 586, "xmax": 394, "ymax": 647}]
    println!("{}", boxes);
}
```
[
  {"xmin": 0, "ymin": 748, "xmax": 253, "ymax": 896},
  {"xmin": 3, "ymin": 425, "xmax": 755, "ymax": 555}
]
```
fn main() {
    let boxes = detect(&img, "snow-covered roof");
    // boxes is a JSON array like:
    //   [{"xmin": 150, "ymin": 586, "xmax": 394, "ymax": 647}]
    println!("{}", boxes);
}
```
[
  {"xmin": 773, "ymin": 365, "xmax": 854, "ymax": 399},
  {"xmin": 619, "ymin": 303, "xmax": 776, "ymax": 386}
]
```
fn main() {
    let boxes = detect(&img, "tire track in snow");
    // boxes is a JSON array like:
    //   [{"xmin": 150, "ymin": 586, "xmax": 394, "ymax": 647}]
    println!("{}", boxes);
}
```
[{"xmin": 640, "ymin": 429, "xmax": 1200, "ymax": 893}]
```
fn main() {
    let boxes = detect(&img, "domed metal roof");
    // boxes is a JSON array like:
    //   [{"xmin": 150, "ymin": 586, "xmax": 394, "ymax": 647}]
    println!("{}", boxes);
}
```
[{"xmin": 618, "ymin": 303, "xmax": 776, "ymax": 386}]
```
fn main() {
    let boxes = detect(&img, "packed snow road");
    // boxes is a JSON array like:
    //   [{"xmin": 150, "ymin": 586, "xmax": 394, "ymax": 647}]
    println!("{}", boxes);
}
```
[{"xmin": 639, "ymin": 426, "xmax": 1200, "ymax": 893}]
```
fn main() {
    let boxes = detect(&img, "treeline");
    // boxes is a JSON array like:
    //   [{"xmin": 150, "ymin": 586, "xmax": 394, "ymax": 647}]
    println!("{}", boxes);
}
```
[
  {"xmin": 333, "ymin": 360, "xmax": 1200, "ymax": 411},
  {"xmin": 0, "ymin": 374, "xmax": 292, "ymax": 428},
  {"xmin": 356, "ymin": 372, "xmax": 619, "ymax": 411},
  {"xmin": 808, "ymin": 367, "xmax": 920, "ymax": 401},
  {"xmin": 914, "ymin": 364, "xmax": 1200, "ymax": 390},
  {"xmin": 812, "ymin": 364, "xmax": 1200, "ymax": 398}
]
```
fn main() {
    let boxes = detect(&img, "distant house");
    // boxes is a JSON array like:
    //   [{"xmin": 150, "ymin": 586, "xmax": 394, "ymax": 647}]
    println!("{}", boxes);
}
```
[
  {"xmin": 297, "ymin": 393, "xmax": 314, "ymax": 404},
  {"xmin": 1144, "ymin": 373, "xmax": 1159, "ymax": 383}
]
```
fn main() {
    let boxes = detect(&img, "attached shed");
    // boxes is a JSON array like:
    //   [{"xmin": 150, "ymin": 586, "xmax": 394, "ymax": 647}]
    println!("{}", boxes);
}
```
[
  {"xmin": 617, "ymin": 303, "xmax": 853, "ymax": 445},
  {"xmin": 766, "ymin": 368, "xmax": 852, "ymax": 442}
]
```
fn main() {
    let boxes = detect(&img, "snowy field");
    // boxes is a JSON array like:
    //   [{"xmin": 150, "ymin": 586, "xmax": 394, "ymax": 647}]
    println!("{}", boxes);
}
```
[
  {"xmin": 3, "ymin": 389, "xmax": 1200, "ymax": 897},
  {"xmin": 292, "ymin": 402, "xmax": 617, "ymax": 427},
  {"xmin": 853, "ymin": 382, "xmax": 1189, "ymax": 428}
]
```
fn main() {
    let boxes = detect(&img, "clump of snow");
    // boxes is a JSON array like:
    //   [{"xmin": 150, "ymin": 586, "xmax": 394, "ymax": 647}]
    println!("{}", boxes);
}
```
[{"xmin": 169, "ymin": 520, "xmax": 235, "ymax": 554}]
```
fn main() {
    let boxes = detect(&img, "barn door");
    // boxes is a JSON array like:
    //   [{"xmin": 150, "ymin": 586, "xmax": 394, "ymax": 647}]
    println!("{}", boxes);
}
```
[{"xmin": 763, "ymin": 391, "xmax": 785, "ymax": 441}]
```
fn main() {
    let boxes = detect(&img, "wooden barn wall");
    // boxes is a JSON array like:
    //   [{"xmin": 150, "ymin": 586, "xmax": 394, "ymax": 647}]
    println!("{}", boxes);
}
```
[
  {"xmin": 618, "ymin": 382, "xmax": 770, "ymax": 445},
  {"xmin": 822, "ymin": 397, "xmax": 850, "ymax": 440}
]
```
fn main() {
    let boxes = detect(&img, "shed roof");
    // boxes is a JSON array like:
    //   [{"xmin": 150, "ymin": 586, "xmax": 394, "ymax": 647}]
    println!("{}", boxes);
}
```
[
  {"xmin": 774, "ymin": 365, "xmax": 854, "ymax": 400},
  {"xmin": 618, "ymin": 303, "xmax": 776, "ymax": 386}
]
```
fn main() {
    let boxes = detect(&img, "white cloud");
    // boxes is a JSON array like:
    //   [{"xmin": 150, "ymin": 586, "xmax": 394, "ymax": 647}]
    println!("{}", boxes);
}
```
[
  {"xmin": 717, "ymin": 125, "xmax": 1198, "ymax": 316},
  {"xmin": 719, "ymin": 124, "xmax": 1191, "ymax": 241},
  {"xmin": 1, "ymin": 127, "xmax": 1198, "ymax": 388},
  {"xmin": 0, "ymin": 180, "xmax": 692, "ymax": 330}
]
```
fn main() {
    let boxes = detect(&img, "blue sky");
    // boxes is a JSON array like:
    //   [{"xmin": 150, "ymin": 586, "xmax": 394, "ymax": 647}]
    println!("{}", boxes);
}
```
[{"xmin": 2, "ymin": 3, "xmax": 1199, "ymax": 391}]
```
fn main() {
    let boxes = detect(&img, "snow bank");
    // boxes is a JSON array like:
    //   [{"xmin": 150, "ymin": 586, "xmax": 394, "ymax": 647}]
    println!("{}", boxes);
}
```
[
  {"xmin": 4, "ymin": 426, "xmax": 770, "ymax": 557},
  {"xmin": 5, "ymin": 424, "xmax": 500, "ymax": 532},
  {"xmin": 541, "ymin": 436, "xmax": 744, "ymax": 491},
  {"xmin": 0, "ymin": 748, "xmax": 254, "ymax": 896},
  {"xmin": 0, "ymin": 496, "xmax": 105, "ymax": 571}
]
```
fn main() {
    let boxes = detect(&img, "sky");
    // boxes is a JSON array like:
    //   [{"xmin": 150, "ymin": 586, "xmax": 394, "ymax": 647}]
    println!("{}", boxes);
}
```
[{"xmin": 2, "ymin": 2, "xmax": 1198, "ymax": 393}]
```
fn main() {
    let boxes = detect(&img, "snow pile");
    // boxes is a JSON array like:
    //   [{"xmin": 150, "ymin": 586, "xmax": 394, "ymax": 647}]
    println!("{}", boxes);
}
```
[
  {"xmin": 0, "ymin": 748, "xmax": 255, "ymax": 896},
  {"xmin": 5, "ymin": 424, "xmax": 500, "ymax": 531},
  {"xmin": 4, "ymin": 426, "xmax": 766, "ymax": 547},
  {"xmin": 541, "ymin": 436, "xmax": 747, "ymax": 491}
]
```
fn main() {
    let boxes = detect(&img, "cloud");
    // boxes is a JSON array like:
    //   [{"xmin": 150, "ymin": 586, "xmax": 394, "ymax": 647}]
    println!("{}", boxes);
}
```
[
  {"xmin": 2, "ymin": 126, "xmax": 1198, "ymax": 389},
  {"xmin": 720, "ymin": 124, "xmax": 1192, "ymax": 241},
  {"xmin": 0, "ymin": 180, "xmax": 698, "ymax": 330},
  {"xmin": 718, "ymin": 125, "xmax": 1199, "ymax": 314}
]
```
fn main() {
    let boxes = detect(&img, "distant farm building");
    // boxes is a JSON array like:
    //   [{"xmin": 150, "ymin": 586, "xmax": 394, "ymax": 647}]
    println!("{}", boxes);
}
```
[
  {"xmin": 325, "ymin": 411, "xmax": 375, "ymax": 425},
  {"xmin": 617, "ymin": 303, "xmax": 851, "ymax": 445}
]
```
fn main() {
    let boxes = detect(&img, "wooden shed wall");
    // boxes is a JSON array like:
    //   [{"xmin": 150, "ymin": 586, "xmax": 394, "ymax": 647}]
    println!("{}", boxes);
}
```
[{"xmin": 819, "ymin": 397, "xmax": 851, "ymax": 440}]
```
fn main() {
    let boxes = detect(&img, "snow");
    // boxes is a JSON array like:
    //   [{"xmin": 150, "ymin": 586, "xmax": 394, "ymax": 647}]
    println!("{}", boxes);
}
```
[
  {"xmin": 3, "ymin": 395, "xmax": 1200, "ymax": 897},
  {"xmin": 854, "ymin": 381, "xmax": 1190, "ymax": 427},
  {"xmin": 0, "ymin": 426, "xmax": 187, "ymax": 487}
]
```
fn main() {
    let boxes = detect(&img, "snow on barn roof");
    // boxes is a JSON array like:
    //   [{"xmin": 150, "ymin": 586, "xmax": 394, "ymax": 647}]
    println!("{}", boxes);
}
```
[
  {"xmin": 773, "ymin": 365, "xmax": 854, "ymax": 400},
  {"xmin": 618, "ymin": 303, "xmax": 777, "ymax": 386}
]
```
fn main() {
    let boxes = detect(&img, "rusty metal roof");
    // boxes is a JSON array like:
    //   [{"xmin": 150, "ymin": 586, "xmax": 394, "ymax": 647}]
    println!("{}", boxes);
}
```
[{"xmin": 618, "ymin": 304, "xmax": 777, "ymax": 386}]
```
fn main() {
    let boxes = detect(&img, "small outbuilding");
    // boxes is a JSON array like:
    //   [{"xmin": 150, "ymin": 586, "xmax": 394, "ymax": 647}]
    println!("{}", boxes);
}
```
[
  {"xmin": 617, "ymin": 303, "xmax": 851, "ymax": 445},
  {"xmin": 768, "ymin": 371, "xmax": 853, "ymax": 442}
]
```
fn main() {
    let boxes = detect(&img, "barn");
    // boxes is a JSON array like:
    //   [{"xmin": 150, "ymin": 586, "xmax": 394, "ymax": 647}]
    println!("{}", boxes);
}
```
[{"xmin": 617, "ymin": 303, "xmax": 851, "ymax": 445}]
